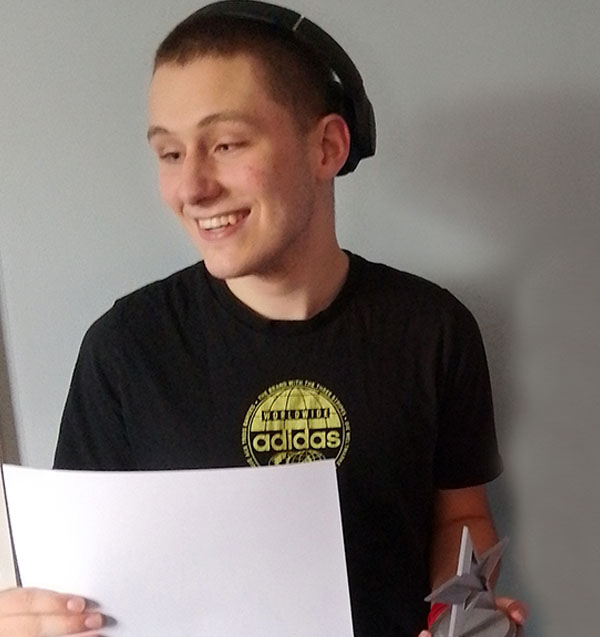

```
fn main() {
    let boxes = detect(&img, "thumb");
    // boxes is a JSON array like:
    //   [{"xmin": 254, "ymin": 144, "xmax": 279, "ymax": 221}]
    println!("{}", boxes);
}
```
[{"xmin": 496, "ymin": 596, "xmax": 528, "ymax": 625}]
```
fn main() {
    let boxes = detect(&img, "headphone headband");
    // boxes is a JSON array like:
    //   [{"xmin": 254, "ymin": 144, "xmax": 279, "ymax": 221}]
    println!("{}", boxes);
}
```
[{"xmin": 195, "ymin": 0, "xmax": 376, "ymax": 175}]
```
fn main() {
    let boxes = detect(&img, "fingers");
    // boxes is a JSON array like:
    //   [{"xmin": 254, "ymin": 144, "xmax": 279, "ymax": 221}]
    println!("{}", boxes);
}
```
[
  {"xmin": 0, "ymin": 587, "xmax": 104, "ymax": 637},
  {"xmin": 0, "ymin": 611, "xmax": 102, "ymax": 637},
  {"xmin": 496, "ymin": 596, "xmax": 528, "ymax": 626},
  {"xmin": 0, "ymin": 588, "xmax": 83, "ymax": 616},
  {"xmin": 418, "ymin": 598, "xmax": 526, "ymax": 637}
]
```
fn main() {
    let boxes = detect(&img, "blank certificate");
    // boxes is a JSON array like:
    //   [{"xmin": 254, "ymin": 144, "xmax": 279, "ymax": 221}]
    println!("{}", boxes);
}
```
[{"xmin": 4, "ymin": 460, "xmax": 353, "ymax": 636}]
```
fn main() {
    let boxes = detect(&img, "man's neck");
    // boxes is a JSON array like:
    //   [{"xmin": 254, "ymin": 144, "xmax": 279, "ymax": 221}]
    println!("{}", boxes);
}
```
[{"xmin": 225, "ymin": 247, "xmax": 349, "ymax": 321}]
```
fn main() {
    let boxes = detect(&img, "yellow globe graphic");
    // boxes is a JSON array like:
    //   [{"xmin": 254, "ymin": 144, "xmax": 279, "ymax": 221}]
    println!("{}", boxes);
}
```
[
  {"xmin": 242, "ymin": 380, "xmax": 350, "ymax": 467},
  {"xmin": 270, "ymin": 449, "xmax": 327, "ymax": 465}
]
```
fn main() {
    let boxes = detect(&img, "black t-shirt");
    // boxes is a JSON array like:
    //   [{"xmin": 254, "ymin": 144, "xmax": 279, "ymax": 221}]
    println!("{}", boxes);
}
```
[{"xmin": 55, "ymin": 252, "xmax": 502, "ymax": 636}]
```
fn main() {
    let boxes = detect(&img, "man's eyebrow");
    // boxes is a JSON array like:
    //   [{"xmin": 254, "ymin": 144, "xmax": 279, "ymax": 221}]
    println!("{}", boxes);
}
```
[{"xmin": 147, "ymin": 111, "xmax": 257, "ymax": 142}]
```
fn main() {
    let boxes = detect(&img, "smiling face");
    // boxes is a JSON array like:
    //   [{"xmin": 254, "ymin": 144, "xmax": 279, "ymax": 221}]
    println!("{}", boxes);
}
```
[{"xmin": 148, "ymin": 54, "xmax": 334, "ymax": 282}]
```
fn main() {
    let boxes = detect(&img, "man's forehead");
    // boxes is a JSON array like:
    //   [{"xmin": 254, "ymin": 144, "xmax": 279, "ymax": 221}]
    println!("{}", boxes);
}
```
[
  {"xmin": 147, "ymin": 55, "xmax": 290, "ymax": 137},
  {"xmin": 149, "ymin": 55, "xmax": 271, "ymax": 111}
]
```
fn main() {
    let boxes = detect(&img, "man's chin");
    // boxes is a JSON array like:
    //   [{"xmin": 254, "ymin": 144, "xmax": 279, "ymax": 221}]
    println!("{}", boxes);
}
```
[
  {"xmin": 201, "ymin": 249, "xmax": 283, "ymax": 283},
  {"xmin": 202, "ymin": 256, "xmax": 250, "ymax": 282}
]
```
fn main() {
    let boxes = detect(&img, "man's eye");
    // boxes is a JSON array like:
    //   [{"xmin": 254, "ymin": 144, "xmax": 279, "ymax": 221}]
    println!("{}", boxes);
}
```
[
  {"xmin": 214, "ymin": 141, "xmax": 244, "ymax": 153},
  {"xmin": 158, "ymin": 151, "xmax": 181, "ymax": 163}
]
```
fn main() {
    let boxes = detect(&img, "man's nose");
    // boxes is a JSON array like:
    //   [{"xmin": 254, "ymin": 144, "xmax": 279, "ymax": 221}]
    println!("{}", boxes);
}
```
[{"xmin": 178, "ymin": 153, "xmax": 222, "ymax": 205}]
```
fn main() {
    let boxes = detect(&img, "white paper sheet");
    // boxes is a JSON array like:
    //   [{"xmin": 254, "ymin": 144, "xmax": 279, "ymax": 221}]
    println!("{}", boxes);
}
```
[{"xmin": 4, "ymin": 461, "xmax": 354, "ymax": 636}]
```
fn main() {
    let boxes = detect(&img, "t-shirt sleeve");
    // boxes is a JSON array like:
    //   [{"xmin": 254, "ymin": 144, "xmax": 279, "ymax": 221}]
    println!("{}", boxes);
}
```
[
  {"xmin": 432, "ymin": 294, "xmax": 503, "ymax": 489},
  {"xmin": 53, "ymin": 308, "xmax": 135, "ymax": 470}
]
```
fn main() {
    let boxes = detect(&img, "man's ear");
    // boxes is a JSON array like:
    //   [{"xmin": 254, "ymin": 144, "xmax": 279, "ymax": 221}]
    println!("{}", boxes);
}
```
[{"xmin": 312, "ymin": 114, "xmax": 351, "ymax": 179}]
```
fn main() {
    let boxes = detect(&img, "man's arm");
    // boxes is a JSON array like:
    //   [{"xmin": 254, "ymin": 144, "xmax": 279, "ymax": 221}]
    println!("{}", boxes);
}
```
[
  {"xmin": 430, "ymin": 485, "xmax": 498, "ymax": 588},
  {"xmin": 418, "ymin": 485, "xmax": 527, "ymax": 636},
  {"xmin": 54, "ymin": 309, "xmax": 133, "ymax": 471}
]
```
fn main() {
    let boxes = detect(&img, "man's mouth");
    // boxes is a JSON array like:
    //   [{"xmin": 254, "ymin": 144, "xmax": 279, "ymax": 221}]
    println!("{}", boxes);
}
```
[{"xmin": 197, "ymin": 209, "xmax": 249, "ymax": 231}]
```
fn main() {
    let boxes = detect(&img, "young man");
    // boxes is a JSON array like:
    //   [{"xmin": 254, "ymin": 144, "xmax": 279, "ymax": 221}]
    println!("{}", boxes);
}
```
[{"xmin": 0, "ymin": 2, "xmax": 526, "ymax": 635}]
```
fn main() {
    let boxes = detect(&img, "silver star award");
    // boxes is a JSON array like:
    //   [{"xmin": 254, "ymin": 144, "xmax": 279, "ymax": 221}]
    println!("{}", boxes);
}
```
[{"xmin": 425, "ymin": 526, "xmax": 518, "ymax": 637}]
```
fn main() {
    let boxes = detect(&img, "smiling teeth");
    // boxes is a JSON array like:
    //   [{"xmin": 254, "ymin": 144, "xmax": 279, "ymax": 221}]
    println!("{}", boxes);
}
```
[{"xmin": 198, "ymin": 211, "xmax": 247, "ymax": 230}]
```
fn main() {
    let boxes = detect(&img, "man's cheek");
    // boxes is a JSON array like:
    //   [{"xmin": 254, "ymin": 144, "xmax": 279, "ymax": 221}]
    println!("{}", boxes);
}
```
[{"xmin": 241, "ymin": 163, "xmax": 267, "ymax": 190}]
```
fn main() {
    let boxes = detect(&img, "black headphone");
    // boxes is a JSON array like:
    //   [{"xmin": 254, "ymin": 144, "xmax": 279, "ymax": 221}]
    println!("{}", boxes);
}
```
[{"xmin": 195, "ymin": 0, "xmax": 376, "ymax": 175}]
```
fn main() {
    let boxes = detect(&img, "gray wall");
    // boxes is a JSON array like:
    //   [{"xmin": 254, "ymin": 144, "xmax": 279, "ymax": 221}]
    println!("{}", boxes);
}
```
[{"xmin": 1, "ymin": 2, "xmax": 598, "ymax": 634}]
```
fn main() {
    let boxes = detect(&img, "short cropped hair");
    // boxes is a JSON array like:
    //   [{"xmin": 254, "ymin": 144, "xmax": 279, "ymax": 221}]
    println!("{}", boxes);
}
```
[{"xmin": 154, "ymin": 12, "xmax": 343, "ymax": 130}]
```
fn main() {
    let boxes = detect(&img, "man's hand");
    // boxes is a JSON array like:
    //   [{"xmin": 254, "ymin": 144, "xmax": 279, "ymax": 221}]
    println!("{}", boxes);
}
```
[
  {"xmin": 0, "ymin": 587, "xmax": 104, "ymax": 636},
  {"xmin": 417, "ymin": 595, "xmax": 528, "ymax": 636}
]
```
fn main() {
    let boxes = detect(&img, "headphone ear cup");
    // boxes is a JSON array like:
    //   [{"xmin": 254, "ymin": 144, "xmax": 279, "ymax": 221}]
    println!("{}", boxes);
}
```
[
  {"xmin": 352, "ymin": 92, "xmax": 377, "ymax": 170},
  {"xmin": 337, "ymin": 89, "xmax": 376, "ymax": 175},
  {"xmin": 338, "ymin": 94, "xmax": 360, "ymax": 176}
]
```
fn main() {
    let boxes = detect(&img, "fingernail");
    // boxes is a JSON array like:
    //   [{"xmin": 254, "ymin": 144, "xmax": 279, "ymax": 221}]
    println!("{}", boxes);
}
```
[
  {"xmin": 67, "ymin": 596, "xmax": 86, "ymax": 612},
  {"xmin": 84, "ymin": 613, "xmax": 103, "ymax": 629},
  {"xmin": 514, "ymin": 609, "xmax": 526, "ymax": 623}
]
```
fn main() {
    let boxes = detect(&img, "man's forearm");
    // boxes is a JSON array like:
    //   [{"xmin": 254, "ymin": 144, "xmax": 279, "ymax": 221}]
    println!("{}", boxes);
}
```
[{"xmin": 429, "ymin": 486, "xmax": 499, "ymax": 589}]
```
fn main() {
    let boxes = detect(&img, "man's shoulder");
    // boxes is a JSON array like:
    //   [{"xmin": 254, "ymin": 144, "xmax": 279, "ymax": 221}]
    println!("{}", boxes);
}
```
[
  {"xmin": 352, "ymin": 253, "xmax": 464, "ymax": 315},
  {"xmin": 85, "ymin": 262, "xmax": 208, "ymax": 341},
  {"xmin": 356, "ymin": 254, "xmax": 441, "ymax": 290},
  {"xmin": 116, "ymin": 261, "xmax": 205, "ymax": 310}
]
